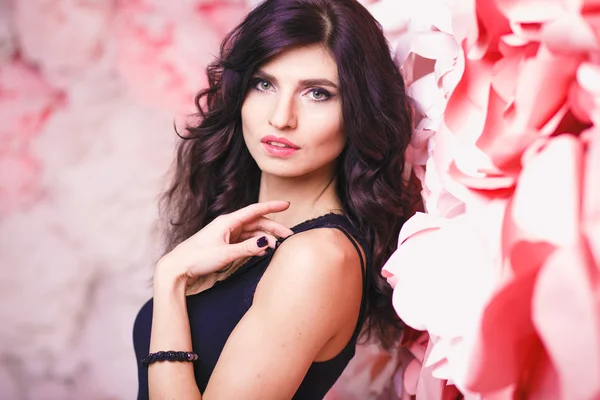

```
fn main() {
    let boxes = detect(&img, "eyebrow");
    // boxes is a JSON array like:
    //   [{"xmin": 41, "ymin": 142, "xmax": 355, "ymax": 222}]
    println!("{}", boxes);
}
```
[{"xmin": 254, "ymin": 69, "xmax": 338, "ymax": 89}]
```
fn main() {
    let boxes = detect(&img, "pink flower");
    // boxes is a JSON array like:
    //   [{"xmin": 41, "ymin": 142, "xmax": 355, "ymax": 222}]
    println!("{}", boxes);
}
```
[
  {"xmin": 464, "ymin": 133, "xmax": 600, "ymax": 399},
  {"xmin": 385, "ymin": 0, "xmax": 600, "ymax": 398}
]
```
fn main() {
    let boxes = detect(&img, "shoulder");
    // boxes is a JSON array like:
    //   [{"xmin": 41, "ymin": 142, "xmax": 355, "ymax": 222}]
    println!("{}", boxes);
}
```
[
  {"xmin": 253, "ymin": 226, "xmax": 364, "ymax": 328},
  {"xmin": 272, "ymin": 226, "xmax": 363, "ymax": 284},
  {"xmin": 281, "ymin": 226, "xmax": 361, "ymax": 266}
]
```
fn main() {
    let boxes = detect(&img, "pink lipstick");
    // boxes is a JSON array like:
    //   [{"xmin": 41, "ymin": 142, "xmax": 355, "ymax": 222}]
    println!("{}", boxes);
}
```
[{"xmin": 260, "ymin": 135, "xmax": 300, "ymax": 157}]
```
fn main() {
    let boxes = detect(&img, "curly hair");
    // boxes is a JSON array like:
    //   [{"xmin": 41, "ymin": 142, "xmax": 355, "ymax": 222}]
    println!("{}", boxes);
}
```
[{"xmin": 160, "ymin": 0, "xmax": 417, "ymax": 349}]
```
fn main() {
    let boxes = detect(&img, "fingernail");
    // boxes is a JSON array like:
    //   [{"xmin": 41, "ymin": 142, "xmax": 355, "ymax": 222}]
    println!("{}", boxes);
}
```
[{"xmin": 257, "ymin": 236, "xmax": 268, "ymax": 248}]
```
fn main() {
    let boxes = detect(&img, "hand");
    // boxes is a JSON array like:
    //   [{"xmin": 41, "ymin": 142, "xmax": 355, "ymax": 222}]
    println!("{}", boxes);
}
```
[{"xmin": 155, "ymin": 201, "xmax": 294, "ymax": 289}]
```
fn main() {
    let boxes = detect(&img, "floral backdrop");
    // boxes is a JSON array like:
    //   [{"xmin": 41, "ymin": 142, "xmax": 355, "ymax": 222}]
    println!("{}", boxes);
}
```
[{"xmin": 1, "ymin": 0, "xmax": 598, "ymax": 399}]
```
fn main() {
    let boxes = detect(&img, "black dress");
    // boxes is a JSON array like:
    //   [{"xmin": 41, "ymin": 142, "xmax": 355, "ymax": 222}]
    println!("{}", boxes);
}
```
[{"xmin": 133, "ymin": 213, "xmax": 370, "ymax": 399}]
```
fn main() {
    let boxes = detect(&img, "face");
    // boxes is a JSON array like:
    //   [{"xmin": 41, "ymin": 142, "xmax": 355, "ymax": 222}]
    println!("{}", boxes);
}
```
[{"xmin": 241, "ymin": 44, "xmax": 344, "ymax": 179}]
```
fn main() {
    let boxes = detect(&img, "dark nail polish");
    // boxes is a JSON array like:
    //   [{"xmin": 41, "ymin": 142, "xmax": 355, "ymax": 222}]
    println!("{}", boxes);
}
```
[{"xmin": 257, "ymin": 236, "xmax": 268, "ymax": 248}]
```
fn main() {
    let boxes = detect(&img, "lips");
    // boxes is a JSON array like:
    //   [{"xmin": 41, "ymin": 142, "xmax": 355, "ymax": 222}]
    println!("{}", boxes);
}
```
[
  {"xmin": 260, "ymin": 135, "xmax": 300, "ymax": 158},
  {"xmin": 260, "ymin": 135, "xmax": 300, "ymax": 149}
]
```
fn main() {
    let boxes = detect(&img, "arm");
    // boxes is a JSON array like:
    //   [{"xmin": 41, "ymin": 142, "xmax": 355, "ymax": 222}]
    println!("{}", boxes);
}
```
[
  {"xmin": 147, "ymin": 201, "xmax": 295, "ymax": 400},
  {"xmin": 148, "ymin": 271, "xmax": 200, "ymax": 399},
  {"xmin": 202, "ymin": 228, "xmax": 363, "ymax": 399}
]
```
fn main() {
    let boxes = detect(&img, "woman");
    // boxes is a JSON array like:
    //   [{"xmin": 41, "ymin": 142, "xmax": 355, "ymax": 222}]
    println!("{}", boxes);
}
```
[{"xmin": 133, "ymin": 0, "xmax": 415, "ymax": 398}]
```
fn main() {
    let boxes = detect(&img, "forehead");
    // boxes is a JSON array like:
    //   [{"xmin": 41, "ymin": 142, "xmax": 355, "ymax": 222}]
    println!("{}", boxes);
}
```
[{"xmin": 259, "ymin": 44, "xmax": 338, "ymax": 83}]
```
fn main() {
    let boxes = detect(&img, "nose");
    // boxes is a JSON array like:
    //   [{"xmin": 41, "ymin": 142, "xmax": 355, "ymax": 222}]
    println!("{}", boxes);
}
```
[{"xmin": 268, "ymin": 93, "xmax": 297, "ymax": 130}]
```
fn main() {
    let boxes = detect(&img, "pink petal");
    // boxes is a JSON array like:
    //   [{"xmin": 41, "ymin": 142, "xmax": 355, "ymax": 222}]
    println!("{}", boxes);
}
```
[
  {"xmin": 570, "ymin": 63, "xmax": 600, "ymax": 125},
  {"xmin": 512, "ymin": 45, "xmax": 580, "ymax": 131},
  {"xmin": 443, "ymin": 44, "xmax": 493, "ymax": 143},
  {"xmin": 477, "ymin": 46, "xmax": 581, "ymax": 171},
  {"xmin": 541, "ymin": 13, "xmax": 600, "ymax": 53},
  {"xmin": 503, "ymin": 134, "xmax": 584, "ymax": 273},
  {"xmin": 532, "ymin": 244, "xmax": 600, "ymax": 399},
  {"xmin": 389, "ymin": 203, "xmax": 505, "ymax": 338},
  {"xmin": 473, "ymin": 0, "xmax": 512, "ymax": 57},
  {"xmin": 447, "ymin": 159, "xmax": 516, "ymax": 191},
  {"xmin": 430, "ymin": 124, "xmax": 494, "ymax": 209},
  {"xmin": 398, "ymin": 212, "xmax": 444, "ymax": 245},
  {"xmin": 494, "ymin": 0, "xmax": 568, "ymax": 24},
  {"xmin": 466, "ymin": 267, "xmax": 540, "ymax": 392}
]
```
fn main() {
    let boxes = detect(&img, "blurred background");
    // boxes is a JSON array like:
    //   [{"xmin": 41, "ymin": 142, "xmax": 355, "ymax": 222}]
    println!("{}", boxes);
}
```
[{"xmin": 0, "ymin": 0, "xmax": 403, "ymax": 399}]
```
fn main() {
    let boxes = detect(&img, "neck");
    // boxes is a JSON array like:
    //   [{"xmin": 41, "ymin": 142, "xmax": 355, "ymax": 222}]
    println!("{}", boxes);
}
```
[{"xmin": 258, "ymin": 169, "xmax": 343, "ymax": 228}]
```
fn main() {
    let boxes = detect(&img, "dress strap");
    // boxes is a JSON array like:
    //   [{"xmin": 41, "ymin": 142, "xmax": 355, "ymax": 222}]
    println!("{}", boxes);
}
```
[{"xmin": 321, "ymin": 223, "xmax": 366, "ymax": 279}]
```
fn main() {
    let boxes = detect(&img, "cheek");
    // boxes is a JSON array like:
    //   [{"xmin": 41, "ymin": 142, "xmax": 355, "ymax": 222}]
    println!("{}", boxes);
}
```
[{"xmin": 310, "ymin": 115, "xmax": 344, "ymax": 149}]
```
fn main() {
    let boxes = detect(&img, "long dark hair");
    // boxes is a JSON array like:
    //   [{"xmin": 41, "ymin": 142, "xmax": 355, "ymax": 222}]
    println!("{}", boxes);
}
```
[{"xmin": 161, "ymin": 0, "xmax": 416, "ymax": 349}]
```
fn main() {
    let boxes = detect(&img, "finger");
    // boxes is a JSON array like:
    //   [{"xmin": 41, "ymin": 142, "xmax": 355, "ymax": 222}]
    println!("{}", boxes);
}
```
[
  {"xmin": 242, "ymin": 216, "xmax": 294, "ymax": 238},
  {"xmin": 225, "ymin": 201, "xmax": 290, "ymax": 227},
  {"xmin": 229, "ymin": 235, "xmax": 273, "ymax": 260},
  {"xmin": 237, "ymin": 231, "xmax": 278, "ymax": 247}
]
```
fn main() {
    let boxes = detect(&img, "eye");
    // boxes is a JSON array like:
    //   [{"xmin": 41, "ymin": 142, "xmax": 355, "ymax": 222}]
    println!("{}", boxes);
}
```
[
  {"xmin": 308, "ymin": 88, "xmax": 332, "ymax": 101},
  {"xmin": 252, "ymin": 78, "xmax": 273, "ymax": 92}
]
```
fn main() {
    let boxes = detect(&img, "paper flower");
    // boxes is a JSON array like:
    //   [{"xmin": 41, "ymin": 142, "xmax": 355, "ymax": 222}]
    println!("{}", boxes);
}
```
[{"xmin": 383, "ymin": 0, "xmax": 600, "ymax": 398}]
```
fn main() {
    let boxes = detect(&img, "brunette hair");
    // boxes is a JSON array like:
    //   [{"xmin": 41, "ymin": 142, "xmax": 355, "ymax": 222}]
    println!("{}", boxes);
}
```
[{"xmin": 161, "ymin": 0, "xmax": 416, "ymax": 349}]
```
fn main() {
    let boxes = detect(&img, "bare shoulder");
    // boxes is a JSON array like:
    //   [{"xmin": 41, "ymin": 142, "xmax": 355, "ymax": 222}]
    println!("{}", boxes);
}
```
[
  {"xmin": 270, "ymin": 226, "xmax": 362, "ymax": 281},
  {"xmin": 254, "ymin": 225, "xmax": 364, "ymax": 329}
]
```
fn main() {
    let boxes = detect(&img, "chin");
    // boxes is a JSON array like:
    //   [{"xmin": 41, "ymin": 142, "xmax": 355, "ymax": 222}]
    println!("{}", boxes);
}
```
[
  {"xmin": 257, "ymin": 161, "xmax": 307, "ymax": 178},
  {"xmin": 257, "ymin": 158, "xmax": 338, "ymax": 181}
]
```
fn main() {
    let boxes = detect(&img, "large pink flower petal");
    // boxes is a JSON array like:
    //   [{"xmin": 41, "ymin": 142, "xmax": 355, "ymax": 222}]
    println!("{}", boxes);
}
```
[
  {"xmin": 466, "ymin": 266, "xmax": 540, "ymax": 392},
  {"xmin": 387, "ymin": 200, "xmax": 505, "ymax": 341},
  {"xmin": 532, "ymin": 244, "xmax": 600, "ymax": 399},
  {"xmin": 503, "ymin": 135, "xmax": 583, "ymax": 272}
]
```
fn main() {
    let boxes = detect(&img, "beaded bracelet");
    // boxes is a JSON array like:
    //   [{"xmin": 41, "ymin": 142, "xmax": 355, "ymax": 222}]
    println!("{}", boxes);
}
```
[{"xmin": 141, "ymin": 351, "xmax": 199, "ymax": 367}]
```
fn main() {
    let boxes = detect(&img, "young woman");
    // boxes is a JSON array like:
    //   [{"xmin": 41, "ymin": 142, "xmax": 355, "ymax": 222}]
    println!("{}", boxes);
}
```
[{"xmin": 133, "ymin": 0, "xmax": 415, "ymax": 398}]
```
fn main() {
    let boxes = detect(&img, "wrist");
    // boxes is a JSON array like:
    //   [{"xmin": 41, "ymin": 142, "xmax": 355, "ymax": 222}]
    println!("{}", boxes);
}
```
[{"xmin": 154, "ymin": 259, "xmax": 188, "ymax": 295}]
